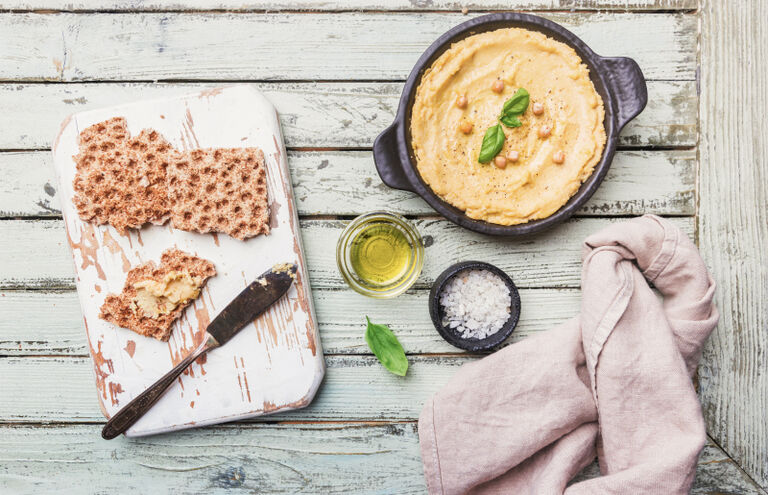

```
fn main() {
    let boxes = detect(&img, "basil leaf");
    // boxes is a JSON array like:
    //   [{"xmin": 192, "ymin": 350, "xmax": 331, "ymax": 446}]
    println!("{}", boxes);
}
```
[
  {"xmin": 365, "ymin": 317, "xmax": 408, "ymax": 376},
  {"xmin": 499, "ymin": 115, "xmax": 522, "ymax": 128},
  {"xmin": 502, "ymin": 88, "xmax": 530, "ymax": 116},
  {"xmin": 478, "ymin": 124, "xmax": 505, "ymax": 163}
]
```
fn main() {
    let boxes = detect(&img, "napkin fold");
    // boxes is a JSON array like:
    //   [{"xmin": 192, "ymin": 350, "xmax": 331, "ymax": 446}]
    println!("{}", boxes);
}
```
[{"xmin": 419, "ymin": 215, "xmax": 718, "ymax": 494}]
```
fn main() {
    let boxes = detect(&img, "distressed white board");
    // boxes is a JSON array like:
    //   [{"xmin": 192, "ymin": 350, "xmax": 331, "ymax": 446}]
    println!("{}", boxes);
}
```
[{"xmin": 51, "ymin": 85, "xmax": 325, "ymax": 437}]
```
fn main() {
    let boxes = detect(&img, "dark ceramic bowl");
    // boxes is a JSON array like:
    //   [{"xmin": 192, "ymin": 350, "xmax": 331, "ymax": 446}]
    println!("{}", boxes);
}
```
[
  {"xmin": 374, "ymin": 13, "xmax": 648, "ymax": 236},
  {"xmin": 429, "ymin": 261, "xmax": 521, "ymax": 352}
]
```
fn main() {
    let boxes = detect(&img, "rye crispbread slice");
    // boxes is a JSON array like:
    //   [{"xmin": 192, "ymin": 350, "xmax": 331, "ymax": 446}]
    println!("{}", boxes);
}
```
[
  {"xmin": 167, "ymin": 148, "xmax": 270, "ymax": 240},
  {"xmin": 72, "ymin": 117, "xmax": 173, "ymax": 235},
  {"xmin": 99, "ymin": 249, "xmax": 216, "ymax": 341},
  {"xmin": 71, "ymin": 117, "xmax": 270, "ymax": 240}
]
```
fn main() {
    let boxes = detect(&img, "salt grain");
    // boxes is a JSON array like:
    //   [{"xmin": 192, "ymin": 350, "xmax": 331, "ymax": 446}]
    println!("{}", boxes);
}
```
[{"xmin": 439, "ymin": 269, "xmax": 511, "ymax": 340}]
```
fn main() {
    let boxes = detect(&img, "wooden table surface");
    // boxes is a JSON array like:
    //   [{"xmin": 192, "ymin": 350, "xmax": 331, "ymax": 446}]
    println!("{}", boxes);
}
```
[{"xmin": 0, "ymin": 1, "xmax": 765, "ymax": 493}]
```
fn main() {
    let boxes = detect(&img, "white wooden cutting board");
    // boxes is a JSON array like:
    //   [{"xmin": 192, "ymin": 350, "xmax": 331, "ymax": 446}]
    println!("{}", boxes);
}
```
[{"xmin": 51, "ymin": 85, "xmax": 325, "ymax": 437}]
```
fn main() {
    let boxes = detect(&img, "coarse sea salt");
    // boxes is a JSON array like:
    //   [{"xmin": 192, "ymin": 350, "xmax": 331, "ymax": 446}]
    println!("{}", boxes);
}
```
[{"xmin": 439, "ymin": 268, "xmax": 511, "ymax": 340}]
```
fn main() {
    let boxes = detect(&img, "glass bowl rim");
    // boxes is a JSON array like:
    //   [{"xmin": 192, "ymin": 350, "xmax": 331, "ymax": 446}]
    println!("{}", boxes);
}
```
[{"xmin": 335, "ymin": 211, "xmax": 424, "ymax": 299}]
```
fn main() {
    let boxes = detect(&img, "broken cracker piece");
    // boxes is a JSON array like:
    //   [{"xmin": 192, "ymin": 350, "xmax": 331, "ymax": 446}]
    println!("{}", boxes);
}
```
[
  {"xmin": 72, "ymin": 117, "xmax": 174, "ymax": 235},
  {"xmin": 167, "ymin": 147, "xmax": 270, "ymax": 240},
  {"xmin": 99, "ymin": 249, "xmax": 216, "ymax": 341}
]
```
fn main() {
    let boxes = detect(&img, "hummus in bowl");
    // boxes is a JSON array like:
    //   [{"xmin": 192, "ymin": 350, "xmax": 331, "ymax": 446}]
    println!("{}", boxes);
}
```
[{"xmin": 410, "ymin": 28, "xmax": 607, "ymax": 226}]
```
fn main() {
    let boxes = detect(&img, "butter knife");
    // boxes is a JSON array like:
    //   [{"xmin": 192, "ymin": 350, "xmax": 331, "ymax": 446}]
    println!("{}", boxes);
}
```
[{"xmin": 101, "ymin": 263, "xmax": 298, "ymax": 440}]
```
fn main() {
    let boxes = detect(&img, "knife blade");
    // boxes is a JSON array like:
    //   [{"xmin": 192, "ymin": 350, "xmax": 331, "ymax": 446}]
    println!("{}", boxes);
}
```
[
  {"xmin": 101, "ymin": 263, "xmax": 297, "ymax": 440},
  {"xmin": 206, "ymin": 263, "xmax": 297, "ymax": 347}
]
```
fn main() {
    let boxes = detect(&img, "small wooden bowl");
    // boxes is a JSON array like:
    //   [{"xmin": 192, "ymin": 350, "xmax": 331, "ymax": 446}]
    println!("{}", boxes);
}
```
[{"xmin": 429, "ymin": 261, "xmax": 521, "ymax": 352}]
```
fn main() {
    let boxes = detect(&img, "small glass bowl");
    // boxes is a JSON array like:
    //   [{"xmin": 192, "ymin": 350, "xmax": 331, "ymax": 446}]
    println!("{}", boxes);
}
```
[{"xmin": 336, "ymin": 211, "xmax": 424, "ymax": 299}]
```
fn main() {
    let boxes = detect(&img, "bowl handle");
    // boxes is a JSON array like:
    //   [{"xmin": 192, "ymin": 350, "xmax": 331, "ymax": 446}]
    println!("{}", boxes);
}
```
[
  {"xmin": 599, "ymin": 57, "xmax": 648, "ymax": 130},
  {"xmin": 373, "ymin": 123, "xmax": 415, "ymax": 192}
]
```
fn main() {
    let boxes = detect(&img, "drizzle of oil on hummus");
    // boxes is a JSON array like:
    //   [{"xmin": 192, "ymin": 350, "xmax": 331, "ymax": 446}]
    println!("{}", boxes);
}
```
[
  {"xmin": 410, "ymin": 27, "xmax": 606, "ymax": 225},
  {"xmin": 131, "ymin": 270, "xmax": 202, "ymax": 318}
]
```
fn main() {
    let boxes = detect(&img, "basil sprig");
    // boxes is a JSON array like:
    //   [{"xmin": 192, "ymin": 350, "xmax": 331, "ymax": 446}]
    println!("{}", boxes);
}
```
[
  {"xmin": 499, "ymin": 115, "xmax": 522, "ymax": 128},
  {"xmin": 478, "ymin": 124, "xmax": 505, "ymax": 163},
  {"xmin": 477, "ymin": 88, "xmax": 530, "ymax": 163},
  {"xmin": 365, "ymin": 317, "xmax": 408, "ymax": 376},
  {"xmin": 499, "ymin": 88, "xmax": 530, "ymax": 128}
]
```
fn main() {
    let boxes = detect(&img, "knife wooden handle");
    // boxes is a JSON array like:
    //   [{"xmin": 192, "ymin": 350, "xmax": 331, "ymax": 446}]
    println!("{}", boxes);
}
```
[{"xmin": 101, "ymin": 334, "xmax": 218, "ymax": 440}]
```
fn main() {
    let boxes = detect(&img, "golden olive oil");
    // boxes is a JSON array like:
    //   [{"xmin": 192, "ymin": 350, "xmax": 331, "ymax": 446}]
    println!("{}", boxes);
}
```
[{"xmin": 350, "ymin": 223, "xmax": 412, "ymax": 288}]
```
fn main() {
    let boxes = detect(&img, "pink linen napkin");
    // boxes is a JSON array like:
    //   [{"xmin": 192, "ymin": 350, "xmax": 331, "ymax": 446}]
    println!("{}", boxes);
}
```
[{"xmin": 419, "ymin": 215, "xmax": 718, "ymax": 494}]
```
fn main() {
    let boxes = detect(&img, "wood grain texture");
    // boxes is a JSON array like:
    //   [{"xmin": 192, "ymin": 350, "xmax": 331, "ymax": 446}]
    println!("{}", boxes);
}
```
[
  {"xmin": 4, "ymin": 4, "xmax": 759, "ymax": 490},
  {"xmin": 0, "ymin": 13, "xmax": 696, "ymax": 81},
  {"xmin": 0, "ymin": 353, "xmax": 738, "ymax": 424},
  {"xmin": 0, "ymin": 0, "xmax": 698, "ymax": 12},
  {"xmin": 0, "ymin": 355, "xmax": 467, "ymax": 421},
  {"xmin": 698, "ymin": 0, "xmax": 768, "ymax": 489},
  {"xmin": 0, "ymin": 149, "xmax": 695, "ymax": 218},
  {"xmin": 0, "ymin": 288, "xmax": 582, "ymax": 356},
  {"xmin": 0, "ymin": 425, "xmax": 761, "ymax": 495},
  {"xmin": 0, "ymin": 217, "xmax": 694, "ymax": 290},
  {"xmin": 0, "ymin": 81, "xmax": 698, "ymax": 150}
]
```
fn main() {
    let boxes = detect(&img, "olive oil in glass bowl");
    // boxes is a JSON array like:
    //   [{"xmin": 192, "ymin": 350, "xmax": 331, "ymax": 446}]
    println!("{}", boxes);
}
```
[{"xmin": 336, "ymin": 212, "xmax": 424, "ymax": 298}]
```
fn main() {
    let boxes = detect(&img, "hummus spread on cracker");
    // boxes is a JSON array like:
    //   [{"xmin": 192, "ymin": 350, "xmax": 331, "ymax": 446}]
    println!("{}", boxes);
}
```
[{"xmin": 132, "ymin": 271, "xmax": 203, "ymax": 318}]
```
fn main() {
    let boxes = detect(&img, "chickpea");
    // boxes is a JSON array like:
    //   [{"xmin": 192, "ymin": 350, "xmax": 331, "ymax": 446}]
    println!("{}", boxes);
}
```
[
  {"xmin": 553, "ymin": 150, "xmax": 566, "ymax": 164},
  {"xmin": 506, "ymin": 150, "xmax": 520, "ymax": 163},
  {"xmin": 460, "ymin": 121, "xmax": 474, "ymax": 134},
  {"xmin": 456, "ymin": 94, "xmax": 468, "ymax": 109},
  {"xmin": 532, "ymin": 102, "xmax": 545, "ymax": 116},
  {"xmin": 538, "ymin": 125, "xmax": 552, "ymax": 138},
  {"xmin": 491, "ymin": 80, "xmax": 505, "ymax": 93},
  {"xmin": 494, "ymin": 155, "xmax": 507, "ymax": 169}
]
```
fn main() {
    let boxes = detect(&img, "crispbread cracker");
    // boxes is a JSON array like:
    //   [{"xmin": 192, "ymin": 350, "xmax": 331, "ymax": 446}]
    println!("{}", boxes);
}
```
[
  {"xmin": 72, "ymin": 117, "xmax": 173, "ymax": 235},
  {"xmin": 71, "ymin": 117, "xmax": 270, "ymax": 240},
  {"xmin": 99, "ymin": 249, "xmax": 216, "ymax": 341},
  {"xmin": 167, "ymin": 148, "xmax": 270, "ymax": 240}
]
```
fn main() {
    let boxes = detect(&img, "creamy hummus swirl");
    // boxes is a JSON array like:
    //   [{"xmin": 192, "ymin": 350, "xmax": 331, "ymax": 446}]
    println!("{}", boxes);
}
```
[{"xmin": 410, "ymin": 28, "xmax": 606, "ymax": 225}]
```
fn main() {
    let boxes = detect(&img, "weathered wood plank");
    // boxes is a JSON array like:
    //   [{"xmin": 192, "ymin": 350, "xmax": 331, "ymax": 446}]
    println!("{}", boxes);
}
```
[
  {"xmin": 0, "ymin": 0, "xmax": 699, "ymax": 12},
  {"xmin": 0, "ymin": 290, "xmax": 86, "ymax": 356},
  {"xmin": 0, "ymin": 424, "xmax": 760, "ymax": 495},
  {"xmin": 0, "ymin": 149, "xmax": 695, "ymax": 218},
  {"xmin": 0, "ymin": 423, "xmax": 427, "ymax": 494},
  {"xmin": 0, "ymin": 355, "xmax": 468, "ymax": 421},
  {"xmin": 0, "ymin": 356, "xmax": 766, "ymax": 495},
  {"xmin": 0, "ymin": 81, "xmax": 697, "ymax": 150},
  {"xmin": 698, "ymin": 0, "xmax": 768, "ymax": 489},
  {"xmin": 0, "ymin": 217, "xmax": 694, "ymax": 290},
  {"xmin": 0, "ymin": 13, "xmax": 696, "ymax": 81},
  {"xmin": 0, "ymin": 425, "xmax": 761, "ymax": 495},
  {"xmin": 0, "ymin": 287, "xmax": 581, "ymax": 356},
  {"xmin": 0, "ymin": 350, "xmax": 743, "ymax": 425}
]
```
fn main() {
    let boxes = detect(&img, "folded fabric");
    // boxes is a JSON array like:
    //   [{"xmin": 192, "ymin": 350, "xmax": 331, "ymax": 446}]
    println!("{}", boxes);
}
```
[{"xmin": 419, "ymin": 215, "xmax": 718, "ymax": 494}]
